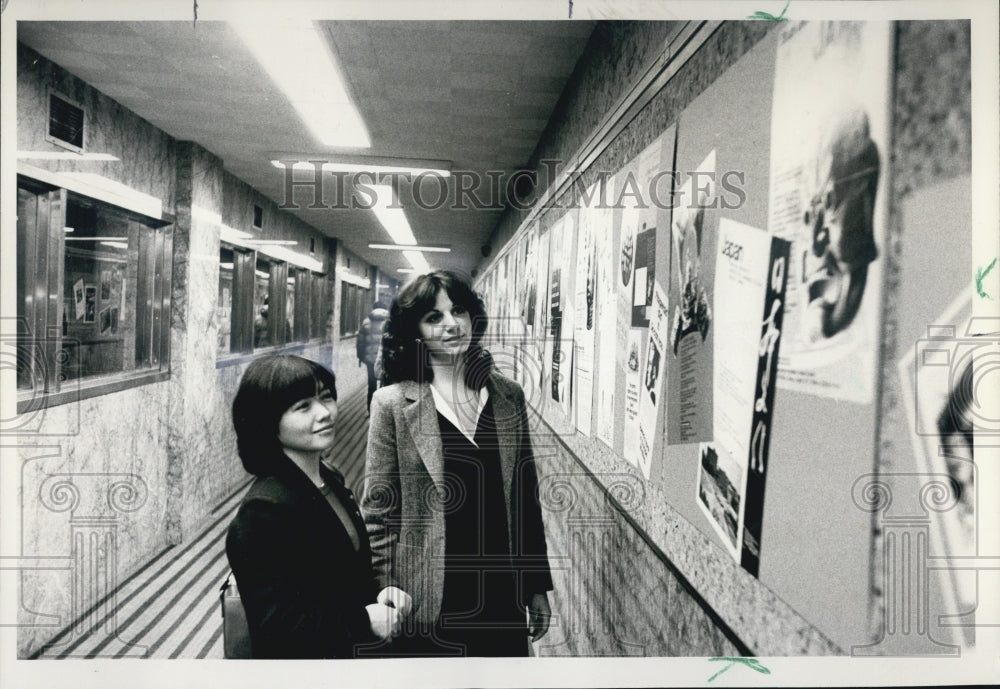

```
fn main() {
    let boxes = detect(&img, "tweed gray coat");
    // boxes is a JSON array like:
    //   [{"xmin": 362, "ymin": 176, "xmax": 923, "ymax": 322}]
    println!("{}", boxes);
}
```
[{"xmin": 361, "ymin": 371, "xmax": 552, "ymax": 625}]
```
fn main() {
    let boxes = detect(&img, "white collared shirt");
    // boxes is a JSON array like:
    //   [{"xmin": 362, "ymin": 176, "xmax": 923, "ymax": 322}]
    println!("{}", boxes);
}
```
[{"xmin": 428, "ymin": 383, "xmax": 490, "ymax": 447}]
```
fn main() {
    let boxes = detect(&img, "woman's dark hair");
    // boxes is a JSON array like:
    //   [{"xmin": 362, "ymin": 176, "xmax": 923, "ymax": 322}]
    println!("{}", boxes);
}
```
[
  {"xmin": 232, "ymin": 355, "xmax": 337, "ymax": 475},
  {"xmin": 380, "ymin": 270, "xmax": 493, "ymax": 389}
]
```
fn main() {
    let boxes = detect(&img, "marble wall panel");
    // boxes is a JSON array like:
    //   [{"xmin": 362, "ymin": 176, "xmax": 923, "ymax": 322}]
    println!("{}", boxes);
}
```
[
  {"xmin": 532, "ymin": 438, "xmax": 747, "ymax": 657},
  {"xmin": 17, "ymin": 43, "xmax": 175, "ymax": 213},
  {"xmin": 15, "ymin": 381, "xmax": 172, "ymax": 657}
]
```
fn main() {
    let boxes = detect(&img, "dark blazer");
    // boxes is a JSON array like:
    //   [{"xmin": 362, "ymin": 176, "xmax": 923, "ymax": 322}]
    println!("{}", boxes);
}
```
[
  {"xmin": 361, "ymin": 371, "xmax": 553, "ymax": 625},
  {"xmin": 225, "ymin": 458, "xmax": 379, "ymax": 658}
]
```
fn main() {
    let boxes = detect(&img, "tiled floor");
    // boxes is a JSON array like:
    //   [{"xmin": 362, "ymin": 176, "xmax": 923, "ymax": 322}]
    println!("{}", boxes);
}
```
[{"xmin": 33, "ymin": 384, "xmax": 371, "ymax": 659}]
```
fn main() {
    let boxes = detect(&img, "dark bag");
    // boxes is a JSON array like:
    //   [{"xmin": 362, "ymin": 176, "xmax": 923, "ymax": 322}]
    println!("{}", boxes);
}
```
[{"xmin": 219, "ymin": 572, "xmax": 252, "ymax": 658}]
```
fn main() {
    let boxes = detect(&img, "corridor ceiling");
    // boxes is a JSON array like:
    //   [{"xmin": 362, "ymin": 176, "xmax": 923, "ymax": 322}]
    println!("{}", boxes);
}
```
[{"xmin": 17, "ymin": 19, "xmax": 597, "ymax": 278}]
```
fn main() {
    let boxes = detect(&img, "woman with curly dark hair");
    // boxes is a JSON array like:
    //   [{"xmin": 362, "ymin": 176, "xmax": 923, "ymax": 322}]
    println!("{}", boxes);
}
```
[{"xmin": 362, "ymin": 270, "xmax": 552, "ymax": 657}]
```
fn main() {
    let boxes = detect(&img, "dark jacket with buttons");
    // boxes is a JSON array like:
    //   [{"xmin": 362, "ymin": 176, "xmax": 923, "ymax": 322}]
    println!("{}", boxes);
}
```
[{"xmin": 225, "ymin": 457, "xmax": 380, "ymax": 658}]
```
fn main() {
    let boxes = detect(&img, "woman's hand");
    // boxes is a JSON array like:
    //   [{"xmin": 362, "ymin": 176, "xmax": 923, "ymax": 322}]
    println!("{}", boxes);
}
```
[
  {"xmin": 377, "ymin": 585, "xmax": 413, "ymax": 618},
  {"xmin": 365, "ymin": 602, "xmax": 402, "ymax": 640},
  {"xmin": 527, "ymin": 592, "xmax": 551, "ymax": 642}
]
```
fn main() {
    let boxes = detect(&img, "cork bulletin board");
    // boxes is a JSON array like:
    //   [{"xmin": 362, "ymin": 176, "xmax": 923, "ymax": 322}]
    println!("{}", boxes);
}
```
[{"xmin": 477, "ymin": 18, "xmax": 977, "ymax": 655}]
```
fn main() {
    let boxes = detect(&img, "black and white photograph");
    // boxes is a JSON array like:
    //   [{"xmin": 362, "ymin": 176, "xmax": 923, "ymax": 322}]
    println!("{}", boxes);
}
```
[
  {"xmin": 1, "ymin": 2, "xmax": 998, "ymax": 689},
  {"xmin": 696, "ymin": 442, "xmax": 743, "ymax": 555}
]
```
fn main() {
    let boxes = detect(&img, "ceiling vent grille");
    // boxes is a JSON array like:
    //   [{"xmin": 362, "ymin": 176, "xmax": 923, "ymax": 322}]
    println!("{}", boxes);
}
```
[{"xmin": 47, "ymin": 90, "xmax": 85, "ymax": 152}]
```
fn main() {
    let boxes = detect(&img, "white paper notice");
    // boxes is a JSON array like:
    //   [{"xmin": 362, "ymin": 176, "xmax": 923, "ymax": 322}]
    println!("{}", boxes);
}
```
[
  {"xmin": 595, "ymin": 177, "xmax": 618, "ymax": 449},
  {"xmin": 574, "ymin": 182, "xmax": 600, "ymax": 436},
  {"xmin": 713, "ymin": 219, "xmax": 775, "ymax": 479},
  {"xmin": 637, "ymin": 281, "xmax": 669, "ymax": 480},
  {"xmin": 623, "ymin": 328, "xmax": 644, "ymax": 468},
  {"xmin": 768, "ymin": 21, "xmax": 892, "ymax": 403}
]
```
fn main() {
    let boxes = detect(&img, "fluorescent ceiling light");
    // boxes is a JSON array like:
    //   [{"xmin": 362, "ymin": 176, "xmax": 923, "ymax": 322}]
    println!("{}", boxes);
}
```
[
  {"xmin": 371, "ymin": 185, "xmax": 417, "ymax": 245},
  {"xmin": 397, "ymin": 268, "xmax": 415, "ymax": 274},
  {"xmin": 271, "ymin": 160, "xmax": 450, "ymax": 178},
  {"xmin": 99, "ymin": 241, "xmax": 128, "ymax": 249},
  {"xmin": 18, "ymin": 163, "xmax": 162, "ymax": 219},
  {"xmin": 230, "ymin": 19, "xmax": 369, "ymax": 148},
  {"xmin": 369, "ymin": 243, "xmax": 450, "ymax": 253},
  {"xmin": 403, "ymin": 249, "xmax": 431, "ymax": 274},
  {"xmin": 64, "ymin": 227, "xmax": 74, "ymax": 233},
  {"xmin": 65, "ymin": 236, "xmax": 126, "ymax": 242},
  {"xmin": 340, "ymin": 272, "xmax": 371, "ymax": 287},
  {"xmin": 220, "ymin": 225, "xmax": 253, "ymax": 243},
  {"xmin": 18, "ymin": 150, "xmax": 119, "ymax": 161},
  {"xmin": 220, "ymin": 262, "xmax": 235, "ymax": 270}
]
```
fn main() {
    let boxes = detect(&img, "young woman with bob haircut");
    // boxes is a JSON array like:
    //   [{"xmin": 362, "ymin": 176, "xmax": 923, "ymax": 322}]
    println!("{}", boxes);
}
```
[
  {"xmin": 362, "ymin": 270, "xmax": 552, "ymax": 657},
  {"xmin": 226, "ymin": 354, "xmax": 411, "ymax": 658}
]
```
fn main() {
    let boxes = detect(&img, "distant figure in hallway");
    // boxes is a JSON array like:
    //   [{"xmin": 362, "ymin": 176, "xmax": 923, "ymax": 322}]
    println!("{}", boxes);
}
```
[
  {"xmin": 357, "ymin": 300, "xmax": 389, "ymax": 411},
  {"xmin": 362, "ymin": 271, "xmax": 552, "ymax": 657},
  {"xmin": 226, "ymin": 354, "xmax": 411, "ymax": 658}
]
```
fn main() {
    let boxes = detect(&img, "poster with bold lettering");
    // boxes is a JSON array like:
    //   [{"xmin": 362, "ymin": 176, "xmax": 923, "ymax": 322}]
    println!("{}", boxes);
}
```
[
  {"xmin": 768, "ymin": 21, "xmax": 891, "ymax": 403},
  {"xmin": 595, "ymin": 176, "xmax": 618, "ymax": 449},
  {"xmin": 521, "ymin": 223, "xmax": 550, "ymax": 414},
  {"xmin": 706, "ymin": 218, "xmax": 789, "ymax": 571},
  {"xmin": 667, "ymin": 150, "xmax": 717, "ymax": 445},
  {"xmin": 623, "ymin": 328, "xmax": 644, "ymax": 468},
  {"xmin": 547, "ymin": 212, "xmax": 575, "ymax": 419},
  {"xmin": 637, "ymin": 281, "xmax": 669, "ymax": 480},
  {"xmin": 612, "ymin": 129, "xmax": 673, "ymax": 461},
  {"xmin": 573, "ymin": 182, "xmax": 600, "ymax": 436}
]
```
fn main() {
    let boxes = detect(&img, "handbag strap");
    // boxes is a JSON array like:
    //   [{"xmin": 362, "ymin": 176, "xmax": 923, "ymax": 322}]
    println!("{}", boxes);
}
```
[{"xmin": 219, "ymin": 571, "xmax": 234, "ymax": 613}]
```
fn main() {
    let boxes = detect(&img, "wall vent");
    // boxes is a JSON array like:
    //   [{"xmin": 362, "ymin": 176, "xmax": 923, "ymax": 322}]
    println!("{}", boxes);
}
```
[
  {"xmin": 47, "ymin": 90, "xmax": 85, "ymax": 152},
  {"xmin": 253, "ymin": 204, "xmax": 263, "ymax": 229}
]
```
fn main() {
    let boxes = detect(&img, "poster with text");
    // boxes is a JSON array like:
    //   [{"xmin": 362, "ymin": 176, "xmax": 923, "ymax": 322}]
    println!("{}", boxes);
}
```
[
  {"xmin": 525, "ymin": 225, "xmax": 551, "ymax": 414},
  {"xmin": 614, "ymin": 130, "xmax": 673, "ymax": 460},
  {"xmin": 637, "ymin": 281, "xmax": 669, "ymax": 480},
  {"xmin": 573, "ymin": 182, "xmax": 601, "ymax": 435},
  {"xmin": 768, "ymin": 21, "xmax": 891, "ymax": 403},
  {"xmin": 667, "ymin": 150, "xmax": 717, "ymax": 445},
  {"xmin": 595, "ymin": 176, "xmax": 618, "ymax": 449},
  {"xmin": 508, "ymin": 234, "xmax": 529, "ymax": 382},
  {"xmin": 546, "ymin": 213, "xmax": 575, "ymax": 419},
  {"xmin": 616, "ymin": 134, "xmax": 669, "ymax": 330},
  {"xmin": 623, "ymin": 328, "xmax": 644, "ymax": 468},
  {"xmin": 712, "ymin": 218, "xmax": 790, "ymax": 573}
]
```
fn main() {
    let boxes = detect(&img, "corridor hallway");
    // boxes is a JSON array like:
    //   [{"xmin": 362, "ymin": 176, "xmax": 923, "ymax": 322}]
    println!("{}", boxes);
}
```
[
  {"xmin": 29, "ymin": 385, "xmax": 371, "ymax": 660},
  {"xmin": 5, "ymin": 9, "xmax": 989, "ymax": 683}
]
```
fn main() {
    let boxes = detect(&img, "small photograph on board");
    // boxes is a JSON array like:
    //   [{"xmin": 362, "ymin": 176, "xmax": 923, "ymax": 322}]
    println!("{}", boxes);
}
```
[
  {"xmin": 697, "ymin": 441, "xmax": 744, "ymax": 559},
  {"xmin": 643, "ymin": 339, "xmax": 660, "ymax": 406},
  {"xmin": 619, "ymin": 221, "xmax": 635, "ymax": 287},
  {"xmin": 84, "ymin": 285, "xmax": 97, "ymax": 323},
  {"xmin": 99, "ymin": 307, "xmax": 111, "ymax": 334},
  {"xmin": 74, "ymin": 279, "xmax": 85, "ymax": 320},
  {"xmin": 100, "ymin": 269, "xmax": 111, "ymax": 301}
]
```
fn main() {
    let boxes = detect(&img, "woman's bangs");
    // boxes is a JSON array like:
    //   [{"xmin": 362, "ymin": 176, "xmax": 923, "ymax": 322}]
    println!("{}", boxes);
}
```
[{"xmin": 268, "ymin": 359, "xmax": 327, "ymax": 413}]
